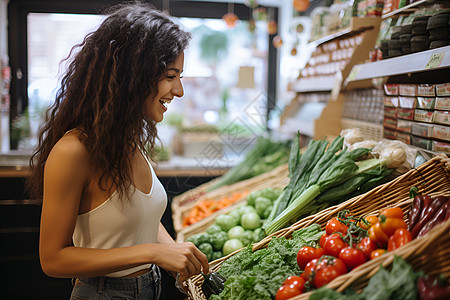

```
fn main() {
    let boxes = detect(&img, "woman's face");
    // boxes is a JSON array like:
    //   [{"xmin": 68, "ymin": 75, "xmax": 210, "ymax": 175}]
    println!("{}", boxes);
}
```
[{"xmin": 145, "ymin": 52, "xmax": 185, "ymax": 123}]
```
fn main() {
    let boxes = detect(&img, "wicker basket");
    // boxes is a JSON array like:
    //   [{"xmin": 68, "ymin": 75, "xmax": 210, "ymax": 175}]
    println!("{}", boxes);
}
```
[
  {"xmin": 187, "ymin": 154, "xmax": 450, "ymax": 300},
  {"xmin": 173, "ymin": 163, "xmax": 289, "ymax": 234}
]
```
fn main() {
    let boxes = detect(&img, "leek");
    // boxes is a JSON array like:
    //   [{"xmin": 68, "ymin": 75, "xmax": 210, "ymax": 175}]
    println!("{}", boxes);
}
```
[{"xmin": 264, "ymin": 147, "xmax": 384, "ymax": 235}]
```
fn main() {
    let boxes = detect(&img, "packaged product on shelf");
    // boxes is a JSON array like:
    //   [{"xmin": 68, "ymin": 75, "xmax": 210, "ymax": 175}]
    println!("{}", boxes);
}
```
[
  {"xmin": 384, "ymin": 117, "xmax": 398, "ymax": 129},
  {"xmin": 411, "ymin": 122, "xmax": 434, "ymax": 138},
  {"xmin": 399, "ymin": 96, "xmax": 416, "ymax": 109},
  {"xmin": 416, "ymin": 97, "xmax": 435, "ymax": 110},
  {"xmin": 417, "ymin": 84, "xmax": 436, "ymax": 97},
  {"xmin": 411, "ymin": 135, "xmax": 433, "ymax": 150},
  {"xmin": 433, "ymin": 110, "xmax": 450, "ymax": 125},
  {"xmin": 432, "ymin": 124, "xmax": 450, "ymax": 142},
  {"xmin": 414, "ymin": 109, "xmax": 434, "ymax": 123},
  {"xmin": 384, "ymin": 83, "xmax": 399, "ymax": 95},
  {"xmin": 436, "ymin": 83, "xmax": 450, "ymax": 97},
  {"xmin": 399, "ymin": 84, "xmax": 417, "ymax": 96},
  {"xmin": 384, "ymin": 106, "xmax": 398, "ymax": 118},
  {"xmin": 434, "ymin": 97, "xmax": 450, "ymax": 111},
  {"xmin": 384, "ymin": 96, "xmax": 399, "ymax": 107},
  {"xmin": 396, "ymin": 119, "xmax": 413, "ymax": 133},
  {"xmin": 432, "ymin": 140, "xmax": 450, "ymax": 154},
  {"xmin": 396, "ymin": 131, "xmax": 411, "ymax": 144},
  {"xmin": 398, "ymin": 108, "xmax": 414, "ymax": 120},
  {"xmin": 383, "ymin": 127, "xmax": 397, "ymax": 139}
]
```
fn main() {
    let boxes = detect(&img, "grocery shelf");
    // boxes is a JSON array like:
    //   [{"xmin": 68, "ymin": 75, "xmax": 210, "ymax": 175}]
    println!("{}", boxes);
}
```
[
  {"xmin": 345, "ymin": 45, "xmax": 450, "ymax": 83},
  {"xmin": 382, "ymin": 0, "xmax": 434, "ymax": 19},
  {"xmin": 290, "ymin": 76, "xmax": 336, "ymax": 93}
]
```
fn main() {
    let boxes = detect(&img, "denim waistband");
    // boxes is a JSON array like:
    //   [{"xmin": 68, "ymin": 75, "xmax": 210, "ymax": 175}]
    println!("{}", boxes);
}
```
[{"xmin": 78, "ymin": 265, "xmax": 160, "ymax": 292}]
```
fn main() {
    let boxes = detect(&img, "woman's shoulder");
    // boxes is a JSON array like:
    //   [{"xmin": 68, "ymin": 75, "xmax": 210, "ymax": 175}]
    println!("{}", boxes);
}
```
[{"xmin": 47, "ymin": 130, "xmax": 90, "ymax": 172}]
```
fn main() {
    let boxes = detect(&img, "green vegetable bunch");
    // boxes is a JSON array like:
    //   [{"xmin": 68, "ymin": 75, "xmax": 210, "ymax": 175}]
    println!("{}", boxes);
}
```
[
  {"xmin": 186, "ymin": 187, "xmax": 281, "ymax": 262},
  {"xmin": 207, "ymin": 137, "xmax": 290, "ymax": 192},
  {"xmin": 210, "ymin": 224, "xmax": 324, "ymax": 300}
]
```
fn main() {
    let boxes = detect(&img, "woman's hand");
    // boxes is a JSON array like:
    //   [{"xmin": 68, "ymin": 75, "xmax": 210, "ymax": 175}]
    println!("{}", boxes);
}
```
[{"xmin": 150, "ymin": 242, "xmax": 209, "ymax": 282}]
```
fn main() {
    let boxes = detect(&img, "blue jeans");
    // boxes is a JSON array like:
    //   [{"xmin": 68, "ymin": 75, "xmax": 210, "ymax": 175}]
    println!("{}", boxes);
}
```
[{"xmin": 70, "ymin": 265, "xmax": 161, "ymax": 300}]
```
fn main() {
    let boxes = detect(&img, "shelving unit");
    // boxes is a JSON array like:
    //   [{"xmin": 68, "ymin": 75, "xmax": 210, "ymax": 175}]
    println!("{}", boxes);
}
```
[
  {"xmin": 345, "ymin": 46, "xmax": 450, "ymax": 84},
  {"xmin": 281, "ymin": 17, "xmax": 381, "ymax": 140}
]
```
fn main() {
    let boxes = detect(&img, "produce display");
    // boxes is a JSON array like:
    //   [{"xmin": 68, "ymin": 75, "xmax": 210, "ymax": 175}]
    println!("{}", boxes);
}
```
[
  {"xmin": 182, "ymin": 191, "xmax": 249, "ymax": 227},
  {"xmin": 263, "ymin": 133, "xmax": 407, "ymax": 235},
  {"xmin": 207, "ymin": 137, "xmax": 290, "ymax": 192},
  {"xmin": 186, "ymin": 187, "xmax": 282, "ymax": 261},
  {"xmin": 201, "ymin": 199, "xmax": 450, "ymax": 300}
]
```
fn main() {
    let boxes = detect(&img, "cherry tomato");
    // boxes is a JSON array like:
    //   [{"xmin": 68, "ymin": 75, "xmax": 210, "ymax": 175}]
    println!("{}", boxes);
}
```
[
  {"xmin": 387, "ymin": 228, "xmax": 412, "ymax": 251},
  {"xmin": 370, "ymin": 249, "xmax": 387, "ymax": 260},
  {"xmin": 360, "ymin": 215, "xmax": 378, "ymax": 230},
  {"xmin": 379, "ymin": 216, "xmax": 407, "ymax": 237},
  {"xmin": 323, "ymin": 233, "xmax": 347, "ymax": 257},
  {"xmin": 319, "ymin": 233, "xmax": 329, "ymax": 248},
  {"xmin": 326, "ymin": 218, "xmax": 349, "ymax": 235},
  {"xmin": 296, "ymin": 246, "xmax": 324, "ymax": 270},
  {"xmin": 281, "ymin": 276, "xmax": 306, "ymax": 293},
  {"xmin": 372, "ymin": 222, "xmax": 389, "ymax": 245},
  {"xmin": 339, "ymin": 247, "xmax": 367, "ymax": 270},
  {"xmin": 313, "ymin": 258, "xmax": 347, "ymax": 288},
  {"xmin": 302, "ymin": 258, "xmax": 318, "ymax": 280},
  {"xmin": 380, "ymin": 207, "xmax": 404, "ymax": 219},
  {"xmin": 275, "ymin": 283, "xmax": 303, "ymax": 300},
  {"xmin": 356, "ymin": 237, "xmax": 378, "ymax": 259}
]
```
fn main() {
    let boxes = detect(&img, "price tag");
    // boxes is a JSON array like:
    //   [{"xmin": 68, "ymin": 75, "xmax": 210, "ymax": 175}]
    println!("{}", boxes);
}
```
[
  {"xmin": 425, "ymin": 52, "xmax": 445, "ymax": 69},
  {"xmin": 347, "ymin": 66, "xmax": 361, "ymax": 81}
]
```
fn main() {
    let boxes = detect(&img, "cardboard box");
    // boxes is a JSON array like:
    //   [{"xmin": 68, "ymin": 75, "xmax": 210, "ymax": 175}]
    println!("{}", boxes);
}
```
[
  {"xmin": 432, "ymin": 125, "xmax": 450, "ymax": 142},
  {"xmin": 434, "ymin": 97, "xmax": 450, "ymax": 111},
  {"xmin": 411, "ymin": 122, "xmax": 434, "ymax": 138},
  {"xmin": 396, "ymin": 131, "xmax": 411, "ymax": 144},
  {"xmin": 414, "ymin": 109, "xmax": 434, "ymax": 123},
  {"xmin": 397, "ymin": 120, "xmax": 413, "ymax": 133},
  {"xmin": 399, "ymin": 84, "xmax": 417, "ymax": 96},
  {"xmin": 436, "ymin": 83, "xmax": 450, "ymax": 97},
  {"xmin": 411, "ymin": 135, "xmax": 433, "ymax": 150},
  {"xmin": 432, "ymin": 141, "xmax": 450, "ymax": 155},
  {"xmin": 383, "ymin": 127, "xmax": 397, "ymax": 140},
  {"xmin": 398, "ymin": 108, "xmax": 414, "ymax": 120},
  {"xmin": 399, "ymin": 96, "xmax": 416, "ymax": 109},
  {"xmin": 384, "ymin": 96, "xmax": 399, "ymax": 107},
  {"xmin": 416, "ymin": 97, "xmax": 435, "ymax": 110},
  {"xmin": 384, "ymin": 106, "xmax": 398, "ymax": 119},
  {"xmin": 433, "ymin": 110, "xmax": 450, "ymax": 126},
  {"xmin": 384, "ymin": 117, "xmax": 397, "ymax": 130},
  {"xmin": 417, "ymin": 84, "xmax": 436, "ymax": 97},
  {"xmin": 384, "ymin": 84, "xmax": 399, "ymax": 96}
]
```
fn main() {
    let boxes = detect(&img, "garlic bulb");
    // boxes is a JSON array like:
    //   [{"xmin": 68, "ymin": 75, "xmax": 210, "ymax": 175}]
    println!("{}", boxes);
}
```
[{"xmin": 380, "ymin": 146, "xmax": 407, "ymax": 168}]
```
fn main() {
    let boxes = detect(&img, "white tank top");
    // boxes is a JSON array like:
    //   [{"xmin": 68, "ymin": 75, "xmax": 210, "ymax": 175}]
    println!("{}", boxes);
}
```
[{"xmin": 72, "ymin": 154, "xmax": 167, "ymax": 277}]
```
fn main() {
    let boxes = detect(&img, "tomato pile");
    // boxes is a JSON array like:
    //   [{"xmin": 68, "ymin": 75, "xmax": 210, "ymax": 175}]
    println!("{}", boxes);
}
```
[{"xmin": 275, "ymin": 208, "xmax": 414, "ymax": 299}]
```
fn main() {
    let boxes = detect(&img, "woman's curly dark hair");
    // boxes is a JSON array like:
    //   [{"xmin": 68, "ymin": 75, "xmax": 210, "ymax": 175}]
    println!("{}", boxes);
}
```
[{"xmin": 27, "ymin": 1, "xmax": 191, "ymax": 201}]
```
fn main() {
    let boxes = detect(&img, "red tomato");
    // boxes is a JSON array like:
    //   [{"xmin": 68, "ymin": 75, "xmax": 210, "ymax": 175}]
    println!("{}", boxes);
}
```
[
  {"xmin": 313, "ymin": 258, "xmax": 347, "ymax": 288},
  {"xmin": 387, "ymin": 228, "xmax": 412, "ymax": 251},
  {"xmin": 275, "ymin": 283, "xmax": 303, "ymax": 300},
  {"xmin": 319, "ymin": 233, "xmax": 329, "ymax": 248},
  {"xmin": 326, "ymin": 218, "xmax": 349, "ymax": 235},
  {"xmin": 323, "ymin": 233, "xmax": 347, "ymax": 257},
  {"xmin": 370, "ymin": 249, "xmax": 387, "ymax": 260},
  {"xmin": 302, "ymin": 258, "xmax": 318, "ymax": 280},
  {"xmin": 339, "ymin": 247, "xmax": 367, "ymax": 270},
  {"xmin": 296, "ymin": 246, "xmax": 324, "ymax": 270},
  {"xmin": 282, "ymin": 276, "xmax": 306, "ymax": 293},
  {"xmin": 356, "ymin": 237, "xmax": 378, "ymax": 259}
]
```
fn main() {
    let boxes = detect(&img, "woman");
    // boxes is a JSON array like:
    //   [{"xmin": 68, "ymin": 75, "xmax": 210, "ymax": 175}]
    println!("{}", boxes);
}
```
[{"xmin": 26, "ymin": 2, "xmax": 208, "ymax": 299}]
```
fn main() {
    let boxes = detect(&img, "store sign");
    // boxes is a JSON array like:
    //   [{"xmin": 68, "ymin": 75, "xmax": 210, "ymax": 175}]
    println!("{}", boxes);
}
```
[{"xmin": 425, "ymin": 53, "xmax": 445, "ymax": 70}]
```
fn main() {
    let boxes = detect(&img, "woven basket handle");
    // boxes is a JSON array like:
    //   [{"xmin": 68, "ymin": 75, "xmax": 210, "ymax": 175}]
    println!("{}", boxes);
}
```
[{"xmin": 436, "ymin": 154, "xmax": 450, "ymax": 172}]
